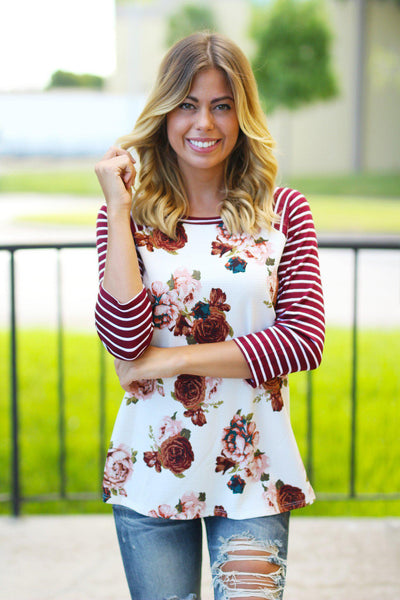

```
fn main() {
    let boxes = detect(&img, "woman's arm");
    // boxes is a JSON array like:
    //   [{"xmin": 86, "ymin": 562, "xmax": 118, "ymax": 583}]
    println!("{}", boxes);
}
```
[
  {"xmin": 234, "ymin": 188, "xmax": 325, "ymax": 387},
  {"xmin": 114, "ymin": 340, "xmax": 252, "ymax": 390},
  {"xmin": 94, "ymin": 147, "xmax": 154, "ymax": 360}
]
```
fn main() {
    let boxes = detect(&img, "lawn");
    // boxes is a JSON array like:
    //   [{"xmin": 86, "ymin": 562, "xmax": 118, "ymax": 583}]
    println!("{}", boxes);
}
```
[
  {"xmin": 1, "ymin": 327, "xmax": 399, "ymax": 516},
  {"xmin": 3, "ymin": 169, "xmax": 400, "ymax": 233},
  {"xmin": 13, "ymin": 195, "xmax": 400, "ymax": 234},
  {"xmin": 1, "ymin": 168, "xmax": 400, "ymax": 198}
]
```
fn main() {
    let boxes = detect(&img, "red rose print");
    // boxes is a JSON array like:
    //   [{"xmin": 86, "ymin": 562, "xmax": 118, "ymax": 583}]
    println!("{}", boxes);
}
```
[
  {"xmin": 209, "ymin": 288, "xmax": 231, "ymax": 312},
  {"xmin": 134, "ymin": 231, "xmax": 154, "ymax": 252},
  {"xmin": 152, "ymin": 223, "xmax": 187, "ymax": 252},
  {"xmin": 127, "ymin": 379, "xmax": 156, "ymax": 402},
  {"xmin": 184, "ymin": 408, "xmax": 207, "ymax": 427},
  {"xmin": 215, "ymin": 455, "xmax": 236, "ymax": 474},
  {"xmin": 211, "ymin": 240, "xmax": 231, "ymax": 257},
  {"xmin": 143, "ymin": 450, "xmax": 162, "ymax": 473},
  {"xmin": 214, "ymin": 505, "xmax": 228, "ymax": 518},
  {"xmin": 277, "ymin": 484, "xmax": 306, "ymax": 511},
  {"xmin": 262, "ymin": 378, "xmax": 283, "ymax": 412},
  {"xmin": 192, "ymin": 307, "xmax": 230, "ymax": 343},
  {"xmin": 173, "ymin": 314, "xmax": 192, "ymax": 336},
  {"xmin": 160, "ymin": 434, "xmax": 194, "ymax": 474},
  {"xmin": 174, "ymin": 375, "xmax": 206, "ymax": 410}
]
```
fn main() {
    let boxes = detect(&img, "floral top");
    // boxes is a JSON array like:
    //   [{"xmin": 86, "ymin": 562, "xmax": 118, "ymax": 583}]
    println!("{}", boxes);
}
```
[{"xmin": 95, "ymin": 187, "xmax": 325, "ymax": 519}]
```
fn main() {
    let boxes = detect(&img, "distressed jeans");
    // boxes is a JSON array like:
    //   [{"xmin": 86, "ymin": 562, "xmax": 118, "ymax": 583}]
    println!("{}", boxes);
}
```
[{"xmin": 113, "ymin": 504, "xmax": 289, "ymax": 600}]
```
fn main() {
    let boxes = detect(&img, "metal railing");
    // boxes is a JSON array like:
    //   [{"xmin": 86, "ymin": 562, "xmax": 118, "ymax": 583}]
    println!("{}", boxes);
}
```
[{"xmin": 1, "ymin": 237, "xmax": 400, "ymax": 516}]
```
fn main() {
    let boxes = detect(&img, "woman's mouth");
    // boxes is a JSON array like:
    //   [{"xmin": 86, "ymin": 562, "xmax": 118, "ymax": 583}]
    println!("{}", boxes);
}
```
[{"xmin": 186, "ymin": 138, "xmax": 221, "ymax": 152}]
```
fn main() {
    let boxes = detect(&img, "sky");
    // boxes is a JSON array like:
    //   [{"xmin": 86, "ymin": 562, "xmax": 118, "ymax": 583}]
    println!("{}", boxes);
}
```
[{"xmin": 0, "ymin": 0, "xmax": 116, "ymax": 91}]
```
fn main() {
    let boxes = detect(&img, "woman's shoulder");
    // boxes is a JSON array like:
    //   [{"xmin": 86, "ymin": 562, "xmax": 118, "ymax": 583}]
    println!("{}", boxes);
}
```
[{"xmin": 272, "ymin": 187, "xmax": 313, "ymax": 237}]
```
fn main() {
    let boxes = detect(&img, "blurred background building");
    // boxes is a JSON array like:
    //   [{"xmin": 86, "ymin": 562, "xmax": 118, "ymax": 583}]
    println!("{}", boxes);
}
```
[{"xmin": 0, "ymin": 0, "xmax": 399, "ymax": 175}]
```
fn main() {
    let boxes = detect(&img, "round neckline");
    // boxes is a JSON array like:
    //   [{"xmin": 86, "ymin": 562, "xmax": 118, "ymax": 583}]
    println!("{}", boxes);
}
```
[{"xmin": 180, "ymin": 215, "xmax": 223, "ymax": 224}]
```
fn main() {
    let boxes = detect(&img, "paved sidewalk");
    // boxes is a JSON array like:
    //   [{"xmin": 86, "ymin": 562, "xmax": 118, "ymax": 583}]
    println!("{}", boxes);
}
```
[{"xmin": 1, "ymin": 515, "xmax": 399, "ymax": 600}]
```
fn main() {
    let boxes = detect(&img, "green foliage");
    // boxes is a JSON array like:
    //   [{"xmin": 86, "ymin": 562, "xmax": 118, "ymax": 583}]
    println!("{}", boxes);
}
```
[
  {"xmin": 46, "ymin": 70, "xmax": 104, "ymax": 90},
  {"xmin": 166, "ymin": 3, "xmax": 217, "ymax": 47},
  {"xmin": 250, "ymin": 0, "xmax": 338, "ymax": 112}
]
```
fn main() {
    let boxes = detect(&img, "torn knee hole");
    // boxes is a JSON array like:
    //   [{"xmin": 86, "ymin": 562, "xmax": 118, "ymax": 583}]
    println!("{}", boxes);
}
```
[{"xmin": 212, "ymin": 536, "xmax": 286, "ymax": 599}]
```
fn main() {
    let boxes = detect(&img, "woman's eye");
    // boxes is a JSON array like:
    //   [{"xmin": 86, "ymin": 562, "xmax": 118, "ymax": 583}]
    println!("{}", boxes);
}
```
[
  {"xmin": 179, "ymin": 102, "xmax": 195, "ymax": 110},
  {"xmin": 215, "ymin": 103, "xmax": 231, "ymax": 111}
]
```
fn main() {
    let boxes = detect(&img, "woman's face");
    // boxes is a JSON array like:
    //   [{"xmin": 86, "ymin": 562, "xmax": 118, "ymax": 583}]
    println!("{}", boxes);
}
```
[{"xmin": 166, "ymin": 68, "xmax": 240, "ymax": 179}]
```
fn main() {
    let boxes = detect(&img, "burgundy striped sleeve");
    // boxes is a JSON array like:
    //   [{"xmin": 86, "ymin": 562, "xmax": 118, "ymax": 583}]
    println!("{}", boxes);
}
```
[
  {"xmin": 94, "ymin": 205, "xmax": 154, "ymax": 360},
  {"xmin": 234, "ymin": 188, "xmax": 325, "ymax": 388}
]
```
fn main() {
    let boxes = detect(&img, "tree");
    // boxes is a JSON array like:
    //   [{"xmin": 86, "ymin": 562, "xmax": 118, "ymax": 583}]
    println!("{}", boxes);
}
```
[
  {"xmin": 46, "ymin": 70, "xmax": 104, "ymax": 90},
  {"xmin": 166, "ymin": 4, "xmax": 217, "ymax": 47},
  {"xmin": 250, "ymin": 0, "xmax": 338, "ymax": 113}
]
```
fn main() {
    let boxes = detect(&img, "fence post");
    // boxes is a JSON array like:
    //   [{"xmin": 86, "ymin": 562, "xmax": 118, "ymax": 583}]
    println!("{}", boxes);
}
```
[
  {"xmin": 99, "ymin": 342, "xmax": 106, "ymax": 489},
  {"xmin": 350, "ymin": 249, "xmax": 359, "ymax": 498},
  {"xmin": 57, "ymin": 250, "xmax": 66, "ymax": 498},
  {"xmin": 10, "ymin": 251, "xmax": 20, "ymax": 516},
  {"xmin": 306, "ymin": 371, "xmax": 314, "ymax": 484}
]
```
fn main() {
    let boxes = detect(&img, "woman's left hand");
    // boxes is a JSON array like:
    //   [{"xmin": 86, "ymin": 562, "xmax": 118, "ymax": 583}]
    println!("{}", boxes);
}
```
[{"xmin": 114, "ymin": 346, "xmax": 182, "ymax": 391}]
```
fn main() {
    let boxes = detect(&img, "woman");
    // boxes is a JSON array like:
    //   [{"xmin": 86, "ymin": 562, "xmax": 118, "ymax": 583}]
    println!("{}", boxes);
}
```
[{"xmin": 94, "ymin": 31, "xmax": 324, "ymax": 600}]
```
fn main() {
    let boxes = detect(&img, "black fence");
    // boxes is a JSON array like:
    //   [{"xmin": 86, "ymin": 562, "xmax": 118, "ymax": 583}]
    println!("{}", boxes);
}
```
[{"xmin": 1, "ymin": 237, "xmax": 400, "ymax": 516}]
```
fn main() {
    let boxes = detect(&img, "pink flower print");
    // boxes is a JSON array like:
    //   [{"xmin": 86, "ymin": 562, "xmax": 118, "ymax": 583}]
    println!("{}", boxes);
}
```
[
  {"xmin": 205, "ymin": 376, "xmax": 223, "ymax": 398},
  {"xmin": 172, "ymin": 267, "xmax": 201, "ymax": 304},
  {"xmin": 217, "ymin": 226, "xmax": 252, "ymax": 251},
  {"xmin": 126, "ymin": 379, "xmax": 155, "ymax": 401},
  {"xmin": 221, "ymin": 413, "xmax": 259, "ymax": 466},
  {"xmin": 176, "ymin": 491, "xmax": 206, "ymax": 519},
  {"xmin": 262, "ymin": 479, "xmax": 279, "ymax": 512},
  {"xmin": 244, "ymin": 240, "xmax": 273, "ymax": 265},
  {"xmin": 157, "ymin": 415, "xmax": 184, "ymax": 444},
  {"xmin": 103, "ymin": 443, "xmax": 134, "ymax": 490},
  {"xmin": 149, "ymin": 281, "xmax": 183, "ymax": 329},
  {"xmin": 245, "ymin": 451, "xmax": 270, "ymax": 481},
  {"xmin": 148, "ymin": 504, "xmax": 178, "ymax": 519}
]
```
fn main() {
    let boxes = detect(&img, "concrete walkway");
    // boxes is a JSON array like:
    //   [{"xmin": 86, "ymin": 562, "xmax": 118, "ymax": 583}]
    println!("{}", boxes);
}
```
[{"xmin": 1, "ymin": 515, "xmax": 399, "ymax": 600}]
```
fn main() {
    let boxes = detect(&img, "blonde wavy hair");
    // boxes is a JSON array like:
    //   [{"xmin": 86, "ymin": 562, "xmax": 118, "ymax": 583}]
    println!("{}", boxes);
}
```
[{"xmin": 117, "ymin": 31, "xmax": 278, "ymax": 238}]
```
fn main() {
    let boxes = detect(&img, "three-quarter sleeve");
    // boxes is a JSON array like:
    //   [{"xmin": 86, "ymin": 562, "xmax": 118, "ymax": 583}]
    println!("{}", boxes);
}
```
[
  {"xmin": 94, "ymin": 205, "xmax": 154, "ymax": 360},
  {"xmin": 234, "ymin": 188, "xmax": 325, "ymax": 388}
]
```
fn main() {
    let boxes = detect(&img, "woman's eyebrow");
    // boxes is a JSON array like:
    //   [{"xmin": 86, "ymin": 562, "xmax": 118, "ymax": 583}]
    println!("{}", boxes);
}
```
[{"xmin": 186, "ymin": 95, "xmax": 234, "ymax": 104}]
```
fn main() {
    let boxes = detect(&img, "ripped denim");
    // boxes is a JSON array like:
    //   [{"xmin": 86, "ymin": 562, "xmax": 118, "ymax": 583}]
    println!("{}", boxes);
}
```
[{"xmin": 113, "ymin": 504, "xmax": 289, "ymax": 600}]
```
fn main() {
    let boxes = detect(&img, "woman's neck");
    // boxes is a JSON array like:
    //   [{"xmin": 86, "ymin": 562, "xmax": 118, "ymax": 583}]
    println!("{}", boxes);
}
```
[{"xmin": 180, "ymin": 167, "xmax": 225, "ymax": 217}]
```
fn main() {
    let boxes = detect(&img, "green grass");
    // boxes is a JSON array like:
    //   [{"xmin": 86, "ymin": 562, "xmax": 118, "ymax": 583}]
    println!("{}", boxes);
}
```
[
  {"xmin": 16, "ymin": 195, "xmax": 400, "ymax": 234},
  {"xmin": 3, "ymin": 170, "xmax": 400, "ymax": 233},
  {"xmin": 0, "ymin": 170, "xmax": 100, "ymax": 195},
  {"xmin": 308, "ymin": 195, "xmax": 400, "ymax": 233},
  {"xmin": 1, "ymin": 327, "xmax": 399, "ymax": 516},
  {"xmin": 13, "ymin": 212, "xmax": 97, "ymax": 227},
  {"xmin": 1, "ymin": 169, "xmax": 400, "ymax": 197},
  {"xmin": 288, "ymin": 172, "xmax": 400, "ymax": 197}
]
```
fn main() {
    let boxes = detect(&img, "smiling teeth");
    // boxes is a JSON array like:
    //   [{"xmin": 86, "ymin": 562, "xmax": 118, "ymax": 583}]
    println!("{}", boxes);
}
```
[{"xmin": 189, "ymin": 139, "xmax": 218, "ymax": 148}]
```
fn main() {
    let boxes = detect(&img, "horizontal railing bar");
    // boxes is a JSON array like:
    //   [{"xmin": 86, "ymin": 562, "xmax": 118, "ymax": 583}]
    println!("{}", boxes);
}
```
[
  {"xmin": 317, "ymin": 493, "xmax": 400, "ymax": 501},
  {"xmin": 317, "ymin": 235, "xmax": 400, "ymax": 250},
  {"xmin": 2, "ymin": 491, "xmax": 399, "ymax": 504},
  {"xmin": 0, "ymin": 237, "xmax": 399, "ymax": 253},
  {"xmin": 0, "ymin": 242, "xmax": 95, "ymax": 251},
  {"xmin": 0, "ymin": 492, "xmax": 101, "ymax": 503}
]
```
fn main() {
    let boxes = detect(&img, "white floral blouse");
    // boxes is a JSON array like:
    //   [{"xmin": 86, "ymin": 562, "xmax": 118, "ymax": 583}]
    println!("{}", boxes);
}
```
[{"xmin": 95, "ymin": 187, "xmax": 325, "ymax": 519}]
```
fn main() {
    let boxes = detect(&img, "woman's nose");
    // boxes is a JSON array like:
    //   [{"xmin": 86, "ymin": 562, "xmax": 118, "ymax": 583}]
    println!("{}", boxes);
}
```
[{"xmin": 195, "ymin": 108, "xmax": 214, "ymax": 130}]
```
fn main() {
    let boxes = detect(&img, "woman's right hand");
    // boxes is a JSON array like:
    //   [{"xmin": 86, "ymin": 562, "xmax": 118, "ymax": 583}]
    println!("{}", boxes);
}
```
[{"xmin": 94, "ymin": 146, "xmax": 136, "ymax": 212}]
